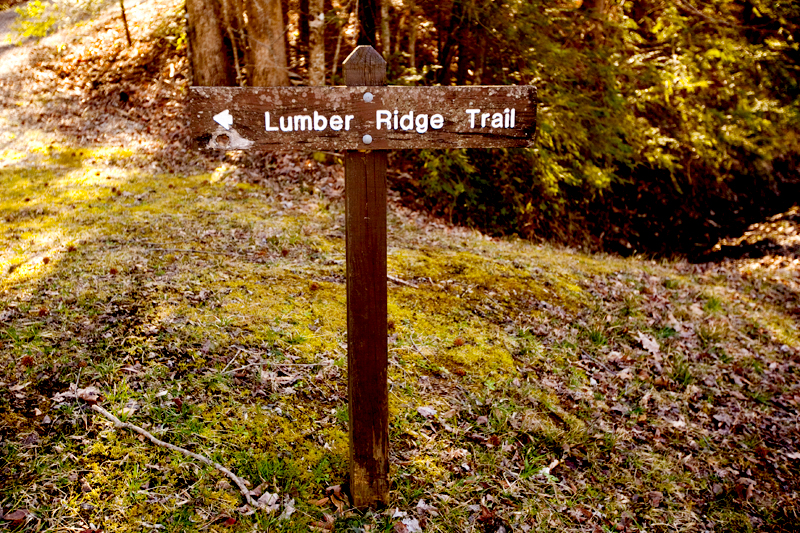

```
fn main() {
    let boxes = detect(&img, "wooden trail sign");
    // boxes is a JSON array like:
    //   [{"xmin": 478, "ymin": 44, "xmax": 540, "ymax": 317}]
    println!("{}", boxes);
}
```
[
  {"xmin": 189, "ymin": 87, "xmax": 537, "ymax": 151},
  {"xmin": 188, "ymin": 46, "xmax": 537, "ymax": 508}
]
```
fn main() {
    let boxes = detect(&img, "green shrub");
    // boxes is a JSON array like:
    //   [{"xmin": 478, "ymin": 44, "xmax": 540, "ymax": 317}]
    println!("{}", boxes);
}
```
[{"xmin": 393, "ymin": 0, "xmax": 800, "ymax": 254}]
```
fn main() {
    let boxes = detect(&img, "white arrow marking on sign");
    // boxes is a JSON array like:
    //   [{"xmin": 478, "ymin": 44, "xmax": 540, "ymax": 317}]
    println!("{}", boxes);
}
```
[{"xmin": 213, "ymin": 109, "xmax": 233, "ymax": 130}]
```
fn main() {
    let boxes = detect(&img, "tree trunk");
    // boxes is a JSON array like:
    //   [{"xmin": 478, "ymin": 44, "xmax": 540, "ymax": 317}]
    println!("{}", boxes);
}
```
[
  {"xmin": 455, "ymin": 25, "xmax": 471, "ymax": 86},
  {"xmin": 408, "ymin": 16, "xmax": 416, "ymax": 70},
  {"xmin": 436, "ymin": 0, "xmax": 464, "ymax": 85},
  {"xmin": 308, "ymin": 0, "xmax": 325, "ymax": 84},
  {"xmin": 474, "ymin": 32, "xmax": 486, "ymax": 83},
  {"xmin": 186, "ymin": 0, "xmax": 235, "ymax": 86},
  {"xmin": 299, "ymin": 0, "xmax": 310, "ymax": 64},
  {"xmin": 358, "ymin": 0, "xmax": 378, "ymax": 47},
  {"xmin": 330, "ymin": 0, "xmax": 353, "ymax": 82},
  {"xmin": 245, "ymin": 0, "xmax": 290, "ymax": 86},
  {"xmin": 380, "ymin": 0, "xmax": 390, "ymax": 56},
  {"xmin": 393, "ymin": 10, "xmax": 405, "ymax": 56}
]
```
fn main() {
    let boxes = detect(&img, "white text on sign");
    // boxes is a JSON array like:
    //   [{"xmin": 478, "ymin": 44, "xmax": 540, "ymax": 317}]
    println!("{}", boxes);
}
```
[
  {"xmin": 265, "ymin": 111, "xmax": 355, "ymax": 132},
  {"xmin": 263, "ymin": 109, "xmax": 519, "ymax": 134},
  {"xmin": 465, "ymin": 109, "xmax": 516, "ymax": 129}
]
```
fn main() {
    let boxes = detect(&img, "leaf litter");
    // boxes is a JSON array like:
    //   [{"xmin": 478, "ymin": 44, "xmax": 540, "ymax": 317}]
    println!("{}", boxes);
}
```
[{"xmin": 0, "ymin": 0, "xmax": 799, "ymax": 532}]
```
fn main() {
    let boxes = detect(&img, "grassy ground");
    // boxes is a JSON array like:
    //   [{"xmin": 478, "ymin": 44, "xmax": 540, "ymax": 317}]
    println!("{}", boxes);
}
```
[
  {"xmin": 1, "ymin": 1, "xmax": 800, "ymax": 532},
  {"xmin": 1, "ymin": 137, "xmax": 799, "ymax": 532}
]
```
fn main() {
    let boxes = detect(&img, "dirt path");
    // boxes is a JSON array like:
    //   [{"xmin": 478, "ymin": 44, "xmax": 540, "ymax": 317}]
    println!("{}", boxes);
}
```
[
  {"xmin": 0, "ymin": 3, "xmax": 20, "ymax": 47},
  {"xmin": 0, "ymin": 2, "xmax": 33, "ymax": 79}
]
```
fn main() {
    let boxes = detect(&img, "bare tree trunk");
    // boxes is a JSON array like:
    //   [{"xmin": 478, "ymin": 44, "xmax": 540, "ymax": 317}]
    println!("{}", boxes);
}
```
[
  {"xmin": 308, "ymin": 0, "xmax": 325, "ymax": 84},
  {"xmin": 408, "ymin": 16, "xmax": 416, "ymax": 70},
  {"xmin": 220, "ymin": 0, "xmax": 245, "ymax": 85},
  {"xmin": 298, "ymin": 0, "xmax": 310, "ymax": 67},
  {"xmin": 358, "ymin": 0, "xmax": 378, "ymax": 47},
  {"xmin": 245, "ymin": 0, "xmax": 290, "ymax": 86},
  {"xmin": 474, "ymin": 32, "xmax": 485, "ymax": 83},
  {"xmin": 380, "ymin": 0, "xmax": 390, "ymax": 56},
  {"xmin": 186, "ymin": 0, "xmax": 235, "ymax": 86},
  {"xmin": 330, "ymin": 0, "xmax": 354, "ymax": 82},
  {"xmin": 393, "ymin": 10, "xmax": 405, "ymax": 56},
  {"xmin": 455, "ymin": 25, "xmax": 471, "ymax": 86}
]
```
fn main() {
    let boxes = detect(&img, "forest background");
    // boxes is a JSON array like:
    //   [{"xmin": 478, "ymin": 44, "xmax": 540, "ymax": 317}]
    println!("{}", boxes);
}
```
[
  {"xmin": 180, "ymin": 0, "xmax": 800, "ymax": 259},
  {"xmin": 13, "ymin": 0, "xmax": 799, "ymax": 258}
]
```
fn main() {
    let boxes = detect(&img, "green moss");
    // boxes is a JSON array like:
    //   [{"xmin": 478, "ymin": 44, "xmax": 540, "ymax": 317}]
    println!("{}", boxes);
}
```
[{"xmin": 443, "ymin": 344, "xmax": 514, "ymax": 376}]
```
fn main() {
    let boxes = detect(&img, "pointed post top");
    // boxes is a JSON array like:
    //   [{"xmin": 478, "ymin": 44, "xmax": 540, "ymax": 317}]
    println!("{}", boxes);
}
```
[{"xmin": 343, "ymin": 46, "xmax": 387, "ymax": 87}]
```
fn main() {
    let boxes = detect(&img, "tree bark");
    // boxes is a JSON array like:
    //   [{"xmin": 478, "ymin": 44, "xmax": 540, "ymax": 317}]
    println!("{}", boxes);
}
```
[
  {"xmin": 308, "ymin": 0, "xmax": 325, "ymax": 84},
  {"xmin": 245, "ymin": 0, "xmax": 291, "ymax": 86},
  {"xmin": 408, "ymin": 16, "xmax": 416, "ymax": 70},
  {"xmin": 358, "ymin": 0, "xmax": 379, "ymax": 47},
  {"xmin": 455, "ymin": 25, "xmax": 472, "ymax": 86},
  {"xmin": 299, "ymin": 0, "xmax": 310, "ymax": 60},
  {"xmin": 380, "ymin": 0, "xmax": 390, "ymax": 56},
  {"xmin": 186, "ymin": 0, "xmax": 236, "ymax": 86},
  {"xmin": 436, "ymin": 0, "xmax": 464, "ymax": 85}
]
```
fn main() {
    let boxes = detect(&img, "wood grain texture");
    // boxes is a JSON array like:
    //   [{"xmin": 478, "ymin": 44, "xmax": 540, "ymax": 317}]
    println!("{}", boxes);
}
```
[
  {"xmin": 344, "ymin": 46, "xmax": 390, "ymax": 508},
  {"xmin": 188, "ymin": 85, "xmax": 538, "ymax": 150}
]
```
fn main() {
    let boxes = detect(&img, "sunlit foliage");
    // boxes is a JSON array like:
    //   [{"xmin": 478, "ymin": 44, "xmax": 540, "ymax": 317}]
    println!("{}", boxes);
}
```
[{"xmin": 392, "ymin": 0, "xmax": 800, "ymax": 253}]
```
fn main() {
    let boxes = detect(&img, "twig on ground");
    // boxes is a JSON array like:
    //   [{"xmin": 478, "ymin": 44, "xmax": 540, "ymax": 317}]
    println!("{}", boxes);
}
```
[
  {"xmin": 223, "ymin": 361, "xmax": 333, "ymax": 375},
  {"xmin": 90, "ymin": 404, "xmax": 259, "ymax": 508},
  {"xmin": 388, "ymin": 274, "xmax": 418, "ymax": 288},
  {"xmin": 221, "ymin": 352, "xmax": 239, "ymax": 374},
  {"xmin": 144, "ymin": 247, "xmax": 247, "ymax": 256}
]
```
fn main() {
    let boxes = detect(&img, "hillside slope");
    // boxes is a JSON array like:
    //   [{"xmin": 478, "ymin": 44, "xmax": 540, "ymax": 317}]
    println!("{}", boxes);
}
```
[{"xmin": 1, "ymin": 2, "xmax": 799, "ymax": 532}]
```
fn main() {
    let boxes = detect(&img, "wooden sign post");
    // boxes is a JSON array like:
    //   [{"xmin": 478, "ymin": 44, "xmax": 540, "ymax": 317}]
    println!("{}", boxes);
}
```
[
  {"xmin": 342, "ymin": 46, "xmax": 389, "ymax": 507},
  {"xmin": 188, "ymin": 46, "xmax": 537, "ymax": 508}
]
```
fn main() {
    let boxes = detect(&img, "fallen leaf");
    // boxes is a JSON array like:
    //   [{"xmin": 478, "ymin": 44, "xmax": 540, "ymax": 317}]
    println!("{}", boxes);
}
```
[
  {"xmin": 416, "ymin": 499, "xmax": 439, "ymax": 516},
  {"xmin": 713, "ymin": 412, "xmax": 733, "ymax": 426},
  {"xmin": 617, "ymin": 367, "xmax": 634, "ymax": 380},
  {"xmin": 310, "ymin": 514, "xmax": 335, "ymax": 531},
  {"xmin": 477, "ymin": 505, "xmax": 496, "ymax": 523},
  {"xmin": 330, "ymin": 492, "xmax": 347, "ymax": 514},
  {"xmin": 9, "ymin": 382, "xmax": 30, "ymax": 392},
  {"xmin": 326, "ymin": 484, "xmax": 344, "ymax": 497},
  {"xmin": 3, "ymin": 509, "xmax": 31, "ymax": 526},
  {"xmin": 399, "ymin": 517, "xmax": 422, "ymax": 532},
  {"xmin": 636, "ymin": 331, "xmax": 660, "ymax": 358},
  {"xmin": 647, "ymin": 491, "xmax": 663, "ymax": 507},
  {"xmin": 250, "ymin": 481, "xmax": 269, "ymax": 498},
  {"xmin": 279, "ymin": 498, "xmax": 296, "ymax": 520},
  {"xmin": 568, "ymin": 506, "xmax": 593, "ymax": 523},
  {"xmin": 121, "ymin": 400, "xmax": 139, "ymax": 416},
  {"xmin": 312, "ymin": 496, "xmax": 330, "ymax": 507},
  {"xmin": 417, "ymin": 406, "xmax": 437, "ymax": 418},
  {"xmin": 77, "ymin": 386, "xmax": 102, "ymax": 405},
  {"xmin": 257, "ymin": 491, "xmax": 280, "ymax": 512}
]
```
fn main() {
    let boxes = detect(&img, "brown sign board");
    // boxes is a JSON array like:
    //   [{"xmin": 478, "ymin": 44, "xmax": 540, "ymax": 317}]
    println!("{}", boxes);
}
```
[{"xmin": 189, "ymin": 86, "xmax": 537, "ymax": 151}]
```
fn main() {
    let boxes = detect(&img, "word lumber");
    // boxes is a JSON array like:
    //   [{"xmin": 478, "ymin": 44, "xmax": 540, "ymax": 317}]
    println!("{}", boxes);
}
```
[{"xmin": 189, "ymin": 86, "xmax": 537, "ymax": 150}]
